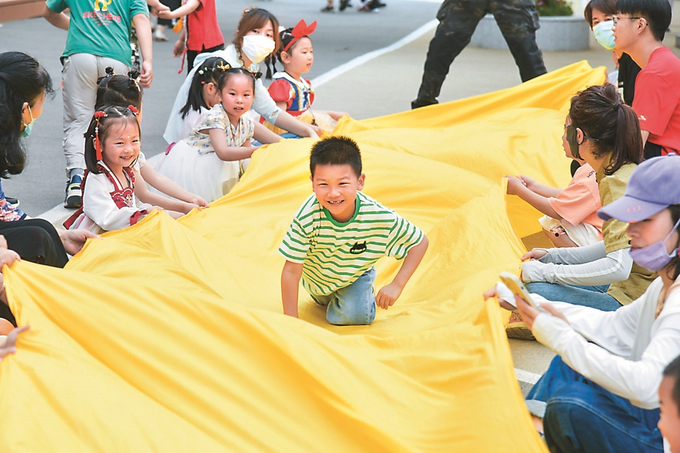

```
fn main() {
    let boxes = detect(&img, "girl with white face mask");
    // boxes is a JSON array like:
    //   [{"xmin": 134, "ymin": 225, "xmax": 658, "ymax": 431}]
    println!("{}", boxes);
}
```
[
  {"xmin": 486, "ymin": 154, "xmax": 680, "ymax": 453},
  {"xmin": 164, "ymin": 8, "xmax": 319, "ymax": 145}
]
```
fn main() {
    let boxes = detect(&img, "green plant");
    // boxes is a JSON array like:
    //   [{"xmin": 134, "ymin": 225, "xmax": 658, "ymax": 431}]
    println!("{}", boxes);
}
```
[{"xmin": 536, "ymin": 0, "xmax": 573, "ymax": 16}]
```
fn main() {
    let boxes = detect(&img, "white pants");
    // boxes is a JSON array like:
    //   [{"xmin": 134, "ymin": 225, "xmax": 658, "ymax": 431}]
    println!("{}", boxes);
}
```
[{"xmin": 61, "ymin": 53, "xmax": 129, "ymax": 178}]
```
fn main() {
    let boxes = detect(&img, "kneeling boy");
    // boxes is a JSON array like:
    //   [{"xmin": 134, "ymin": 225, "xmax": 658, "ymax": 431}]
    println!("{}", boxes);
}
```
[{"xmin": 279, "ymin": 136, "xmax": 429, "ymax": 325}]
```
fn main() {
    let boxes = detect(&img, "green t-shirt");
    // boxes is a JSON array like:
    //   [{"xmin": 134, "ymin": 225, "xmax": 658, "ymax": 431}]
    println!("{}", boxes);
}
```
[
  {"xmin": 46, "ymin": 0, "xmax": 148, "ymax": 67},
  {"xmin": 279, "ymin": 191, "xmax": 424, "ymax": 296},
  {"xmin": 597, "ymin": 160, "xmax": 657, "ymax": 305}
]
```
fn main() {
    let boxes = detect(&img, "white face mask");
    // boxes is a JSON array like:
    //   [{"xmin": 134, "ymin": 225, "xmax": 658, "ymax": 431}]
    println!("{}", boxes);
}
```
[
  {"xmin": 593, "ymin": 20, "xmax": 615, "ymax": 50},
  {"xmin": 241, "ymin": 35, "xmax": 275, "ymax": 64}
]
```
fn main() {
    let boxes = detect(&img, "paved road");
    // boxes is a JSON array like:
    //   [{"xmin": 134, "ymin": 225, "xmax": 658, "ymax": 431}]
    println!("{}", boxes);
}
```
[{"xmin": 0, "ymin": 0, "xmax": 440, "ymax": 216}]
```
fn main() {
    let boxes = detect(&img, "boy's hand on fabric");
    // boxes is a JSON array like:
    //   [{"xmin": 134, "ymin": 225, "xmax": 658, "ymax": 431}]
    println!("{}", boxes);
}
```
[
  {"xmin": 521, "ymin": 249, "xmax": 548, "ymax": 261},
  {"xmin": 376, "ymin": 282, "xmax": 403, "ymax": 309},
  {"xmin": 0, "ymin": 324, "xmax": 30, "ymax": 361}
]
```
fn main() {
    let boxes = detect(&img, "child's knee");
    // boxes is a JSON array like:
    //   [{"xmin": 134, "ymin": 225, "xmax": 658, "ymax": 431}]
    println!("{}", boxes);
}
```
[{"xmin": 326, "ymin": 297, "xmax": 376, "ymax": 326}]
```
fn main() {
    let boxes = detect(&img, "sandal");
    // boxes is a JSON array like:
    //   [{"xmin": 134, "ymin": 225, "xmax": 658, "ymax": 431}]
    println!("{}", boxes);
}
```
[{"xmin": 320, "ymin": 5, "xmax": 334, "ymax": 12}]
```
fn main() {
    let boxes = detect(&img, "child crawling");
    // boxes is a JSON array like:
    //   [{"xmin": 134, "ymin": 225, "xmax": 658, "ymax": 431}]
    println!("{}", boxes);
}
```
[{"xmin": 279, "ymin": 136, "xmax": 428, "ymax": 325}]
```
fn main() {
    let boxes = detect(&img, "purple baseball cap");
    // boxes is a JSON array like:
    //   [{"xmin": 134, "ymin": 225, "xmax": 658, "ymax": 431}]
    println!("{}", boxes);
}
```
[{"xmin": 598, "ymin": 155, "xmax": 680, "ymax": 222}]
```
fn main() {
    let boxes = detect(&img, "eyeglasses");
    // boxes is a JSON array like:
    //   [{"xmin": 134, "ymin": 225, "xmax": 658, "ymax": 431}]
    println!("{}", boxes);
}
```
[{"xmin": 612, "ymin": 15, "xmax": 641, "ymax": 25}]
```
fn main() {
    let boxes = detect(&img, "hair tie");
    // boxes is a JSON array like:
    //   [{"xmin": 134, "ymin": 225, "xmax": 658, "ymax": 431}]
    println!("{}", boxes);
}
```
[
  {"xmin": 216, "ymin": 61, "xmax": 232, "ymax": 72},
  {"xmin": 283, "ymin": 19, "xmax": 317, "ymax": 53},
  {"xmin": 93, "ymin": 111, "xmax": 107, "ymax": 161},
  {"xmin": 127, "ymin": 105, "xmax": 139, "ymax": 115}
]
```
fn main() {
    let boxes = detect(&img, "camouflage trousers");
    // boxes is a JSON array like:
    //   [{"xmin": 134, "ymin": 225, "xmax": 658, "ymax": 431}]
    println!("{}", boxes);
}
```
[{"xmin": 413, "ymin": 0, "xmax": 547, "ymax": 107}]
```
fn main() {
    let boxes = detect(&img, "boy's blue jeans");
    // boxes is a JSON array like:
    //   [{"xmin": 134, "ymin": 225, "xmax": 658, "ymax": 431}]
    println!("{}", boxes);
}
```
[
  {"xmin": 312, "ymin": 268, "xmax": 376, "ymax": 325},
  {"xmin": 526, "ymin": 282, "xmax": 621, "ymax": 311},
  {"xmin": 526, "ymin": 356, "xmax": 662, "ymax": 453}
]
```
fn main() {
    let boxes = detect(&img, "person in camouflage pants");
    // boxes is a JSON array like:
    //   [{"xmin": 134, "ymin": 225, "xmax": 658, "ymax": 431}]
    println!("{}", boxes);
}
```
[{"xmin": 412, "ymin": 0, "xmax": 547, "ymax": 109}]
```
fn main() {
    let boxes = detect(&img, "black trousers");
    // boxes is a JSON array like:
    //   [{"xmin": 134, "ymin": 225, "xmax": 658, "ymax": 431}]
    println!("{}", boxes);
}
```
[
  {"xmin": 0, "ymin": 219, "xmax": 69, "ymax": 325},
  {"xmin": 414, "ymin": 0, "xmax": 547, "ymax": 106}
]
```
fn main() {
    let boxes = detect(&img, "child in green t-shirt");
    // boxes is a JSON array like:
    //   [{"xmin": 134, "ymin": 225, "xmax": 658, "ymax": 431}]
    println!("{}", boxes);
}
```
[{"xmin": 279, "ymin": 136, "xmax": 429, "ymax": 325}]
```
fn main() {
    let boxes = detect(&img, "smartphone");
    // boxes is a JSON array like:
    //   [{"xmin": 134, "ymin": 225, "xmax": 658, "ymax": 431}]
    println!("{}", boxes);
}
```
[{"xmin": 499, "ymin": 272, "xmax": 543, "ymax": 310}]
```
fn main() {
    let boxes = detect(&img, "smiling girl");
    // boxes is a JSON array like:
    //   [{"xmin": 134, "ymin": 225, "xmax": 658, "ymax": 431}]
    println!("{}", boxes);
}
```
[
  {"xmin": 65, "ymin": 105, "xmax": 179, "ymax": 233},
  {"xmin": 156, "ymin": 67, "xmax": 259, "ymax": 203}
]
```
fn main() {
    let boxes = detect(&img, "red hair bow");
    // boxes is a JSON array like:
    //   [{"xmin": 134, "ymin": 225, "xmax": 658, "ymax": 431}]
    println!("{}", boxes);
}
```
[
  {"xmin": 127, "ymin": 105, "xmax": 139, "ymax": 115},
  {"xmin": 283, "ymin": 19, "xmax": 317, "ymax": 53}
]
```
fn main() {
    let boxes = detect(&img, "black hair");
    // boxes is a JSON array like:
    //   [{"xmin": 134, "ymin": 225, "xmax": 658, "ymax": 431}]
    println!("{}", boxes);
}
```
[
  {"xmin": 584, "ymin": 0, "xmax": 617, "ymax": 27},
  {"xmin": 276, "ymin": 27, "xmax": 313, "ymax": 63},
  {"xmin": 665, "ymin": 204, "xmax": 680, "ymax": 281},
  {"xmin": 0, "ymin": 51, "xmax": 53, "ymax": 178},
  {"xmin": 217, "ymin": 67, "xmax": 256, "ymax": 92},
  {"xmin": 663, "ymin": 354, "xmax": 680, "ymax": 416},
  {"xmin": 569, "ymin": 84, "xmax": 643, "ymax": 176},
  {"xmin": 616, "ymin": 0, "xmax": 671, "ymax": 41},
  {"xmin": 95, "ymin": 67, "xmax": 143, "ymax": 111},
  {"xmin": 310, "ymin": 136, "xmax": 362, "ymax": 178},
  {"xmin": 180, "ymin": 57, "xmax": 230, "ymax": 119},
  {"xmin": 84, "ymin": 105, "xmax": 140, "ymax": 174},
  {"xmin": 233, "ymin": 8, "xmax": 280, "ymax": 79}
]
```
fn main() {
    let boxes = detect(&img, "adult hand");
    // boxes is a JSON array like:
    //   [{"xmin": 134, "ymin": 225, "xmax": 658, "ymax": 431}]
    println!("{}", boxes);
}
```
[
  {"xmin": 521, "ymin": 248, "xmax": 548, "ymax": 261},
  {"xmin": 0, "ymin": 324, "xmax": 30, "ymax": 361},
  {"xmin": 376, "ymin": 282, "xmax": 403, "ymax": 309},
  {"xmin": 515, "ymin": 295, "xmax": 568, "ymax": 330},
  {"xmin": 483, "ymin": 285, "xmax": 518, "ymax": 311},
  {"xmin": 60, "ymin": 229, "xmax": 100, "ymax": 256},
  {"xmin": 140, "ymin": 60, "xmax": 153, "ymax": 88}
]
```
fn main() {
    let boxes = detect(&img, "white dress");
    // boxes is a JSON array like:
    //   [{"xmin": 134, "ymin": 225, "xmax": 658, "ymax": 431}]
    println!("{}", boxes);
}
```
[{"xmin": 155, "ymin": 104, "xmax": 255, "ymax": 203}]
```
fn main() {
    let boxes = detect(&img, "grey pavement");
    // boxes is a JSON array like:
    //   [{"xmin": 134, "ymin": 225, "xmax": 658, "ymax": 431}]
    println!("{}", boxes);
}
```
[{"xmin": 2, "ymin": 0, "xmax": 680, "ymax": 392}]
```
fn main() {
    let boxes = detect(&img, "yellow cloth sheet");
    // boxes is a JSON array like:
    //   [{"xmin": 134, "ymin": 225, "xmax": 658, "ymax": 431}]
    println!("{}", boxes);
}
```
[{"xmin": 1, "ymin": 62, "xmax": 605, "ymax": 452}]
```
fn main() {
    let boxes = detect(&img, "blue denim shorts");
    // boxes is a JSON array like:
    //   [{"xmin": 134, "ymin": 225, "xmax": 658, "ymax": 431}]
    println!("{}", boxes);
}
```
[{"xmin": 312, "ymin": 267, "xmax": 376, "ymax": 325}]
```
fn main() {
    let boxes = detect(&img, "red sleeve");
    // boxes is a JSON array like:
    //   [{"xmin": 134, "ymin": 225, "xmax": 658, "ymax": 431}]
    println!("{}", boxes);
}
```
[
  {"xmin": 633, "ymin": 72, "xmax": 677, "ymax": 136},
  {"xmin": 268, "ymin": 79, "xmax": 293, "ymax": 104}
]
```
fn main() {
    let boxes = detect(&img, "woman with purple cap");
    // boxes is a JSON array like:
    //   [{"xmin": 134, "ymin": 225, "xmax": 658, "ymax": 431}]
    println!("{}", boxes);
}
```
[{"xmin": 486, "ymin": 154, "xmax": 680, "ymax": 452}]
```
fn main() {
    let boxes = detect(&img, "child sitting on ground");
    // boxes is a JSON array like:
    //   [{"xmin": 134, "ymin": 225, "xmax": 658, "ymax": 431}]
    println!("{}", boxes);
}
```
[
  {"xmin": 65, "ymin": 106, "xmax": 181, "ymax": 233},
  {"xmin": 156, "ymin": 67, "xmax": 263, "ymax": 203},
  {"xmin": 265, "ymin": 20, "xmax": 347, "ymax": 136},
  {"xmin": 660, "ymin": 355, "xmax": 680, "ymax": 452},
  {"xmin": 95, "ymin": 68, "xmax": 208, "ymax": 212},
  {"xmin": 279, "ymin": 136, "xmax": 429, "ymax": 325},
  {"xmin": 505, "ymin": 118, "xmax": 603, "ymax": 248}
]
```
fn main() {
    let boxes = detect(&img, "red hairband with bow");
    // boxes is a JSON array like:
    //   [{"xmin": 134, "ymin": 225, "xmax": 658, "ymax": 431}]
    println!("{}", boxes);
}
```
[
  {"xmin": 283, "ymin": 19, "xmax": 317, "ymax": 53},
  {"xmin": 93, "ymin": 105, "xmax": 138, "ymax": 161}
]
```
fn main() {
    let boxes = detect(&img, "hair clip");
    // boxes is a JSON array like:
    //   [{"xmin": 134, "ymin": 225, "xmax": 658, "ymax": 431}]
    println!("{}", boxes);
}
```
[
  {"xmin": 249, "ymin": 70, "xmax": 263, "ymax": 80},
  {"xmin": 216, "ymin": 61, "xmax": 232, "ymax": 72},
  {"xmin": 242, "ymin": 7, "xmax": 257, "ymax": 15},
  {"xmin": 283, "ymin": 19, "xmax": 317, "ymax": 53},
  {"xmin": 127, "ymin": 105, "xmax": 139, "ymax": 115}
]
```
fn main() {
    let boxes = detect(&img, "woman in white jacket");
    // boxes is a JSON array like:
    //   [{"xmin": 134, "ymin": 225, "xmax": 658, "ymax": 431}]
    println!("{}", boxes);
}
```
[{"xmin": 487, "ymin": 154, "xmax": 680, "ymax": 453}]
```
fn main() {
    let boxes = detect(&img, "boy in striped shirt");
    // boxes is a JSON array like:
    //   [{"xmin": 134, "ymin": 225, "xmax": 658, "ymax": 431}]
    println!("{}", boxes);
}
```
[{"xmin": 279, "ymin": 136, "xmax": 429, "ymax": 325}]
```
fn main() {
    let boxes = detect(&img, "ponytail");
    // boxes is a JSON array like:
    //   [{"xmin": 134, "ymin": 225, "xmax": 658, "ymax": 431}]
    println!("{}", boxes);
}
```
[{"xmin": 569, "ymin": 84, "xmax": 643, "ymax": 176}]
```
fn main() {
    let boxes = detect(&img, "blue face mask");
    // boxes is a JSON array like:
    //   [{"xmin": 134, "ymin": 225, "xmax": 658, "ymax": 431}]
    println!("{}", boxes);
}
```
[
  {"xmin": 593, "ymin": 20, "xmax": 615, "ymax": 50},
  {"xmin": 20, "ymin": 105, "xmax": 35, "ymax": 138}
]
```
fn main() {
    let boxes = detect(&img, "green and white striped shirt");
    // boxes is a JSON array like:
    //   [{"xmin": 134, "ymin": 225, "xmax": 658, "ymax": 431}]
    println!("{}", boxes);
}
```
[{"xmin": 279, "ymin": 192, "xmax": 424, "ymax": 296}]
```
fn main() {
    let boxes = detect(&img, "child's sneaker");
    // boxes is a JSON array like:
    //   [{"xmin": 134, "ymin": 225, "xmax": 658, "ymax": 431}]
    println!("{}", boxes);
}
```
[
  {"xmin": 339, "ymin": 0, "xmax": 352, "ymax": 10},
  {"xmin": 506, "ymin": 311, "xmax": 535, "ymax": 341},
  {"xmin": 4, "ymin": 197, "xmax": 19, "ymax": 209},
  {"xmin": 64, "ymin": 175, "xmax": 83, "ymax": 209}
]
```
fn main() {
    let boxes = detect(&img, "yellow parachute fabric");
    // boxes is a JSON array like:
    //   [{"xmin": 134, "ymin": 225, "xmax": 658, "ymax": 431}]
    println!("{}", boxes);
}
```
[{"xmin": 1, "ymin": 62, "xmax": 605, "ymax": 452}]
